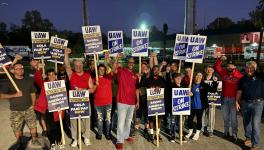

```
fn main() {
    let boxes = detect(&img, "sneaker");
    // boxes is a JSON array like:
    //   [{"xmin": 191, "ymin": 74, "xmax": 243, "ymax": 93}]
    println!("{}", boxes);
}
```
[
  {"xmin": 131, "ymin": 129, "xmax": 138, "ymax": 136},
  {"xmin": 244, "ymin": 139, "xmax": 252, "ymax": 147},
  {"xmin": 148, "ymin": 134, "xmax": 154, "ymax": 142},
  {"xmin": 116, "ymin": 143, "xmax": 123, "ymax": 150},
  {"xmin": 42, "ymin": 130, "xmax": 48, "ymax": 137},
  {"xmin": 96, "ymin": 134, "xmax": 102, "ymax": 140},
  {"xmin": 232, "ymin": 135, "xmax": 238, "ymax": 142},
  {"xmin": 50, "ymin": 144, "xmax": 56, "ymax": 150},
  {"xmin": 203, "ymin": 131, "xmax": 209, "ymax": 136},
  {"xmin": 105, "ymin": 134, "xmax": 111, "ymax": 140},
  {"xmin": 192, "ymin": 133, "xmax": 200, "ymax": 141},
  {"xmin": 250, "ymin": 147, "xmax": 260, "ymax": 150},
  {"xmin": 84, "ymin": 138, "xmax": 91, "ymax": 146},
  {"xmin": 31, "ymin": 139, "xmax": 42, "ymax": 148},
  {"xmin": 169, "ymin": 136, "xmax": 176, "ymax": 143},
  {"xmin": 208, "ymin": 132, "xmax": 214, "ymax": 137},
  {"xmin": 154, "ymin": 135, "xmax": 162, "ymax": 141},
  {"xmin": 182, "ymin": 136, "xmax": 187, "ymax": 143},
  {"xmin": 143, "ymin": 128, "xmax": 148, "ymax": 138},
  {"xmin": 70, "ymin": 140, "xmax": 78, "ymax": 147},
  {"xmin": 185, "ymin": 132, "xmax": 193, "ymax": 139},
  {"xmin": 223, "ymin": 132, "xmax": 230, "ymax": 139},
  {"xmin": 125, "ymin": 137, "xmax": 134, "ymax": 143}
]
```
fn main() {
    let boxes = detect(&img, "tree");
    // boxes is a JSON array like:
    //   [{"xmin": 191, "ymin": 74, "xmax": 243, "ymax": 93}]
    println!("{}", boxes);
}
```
[
  {"xmin": 149, "ymin": 25, "xmax": 163, "ymax": 41},
  {"xmin": 249, "ymin": 0, "xmax": 264, "ymax": 28},
  {"xmin": 0, "ymin": 22, "xmax": 9, "ymax": 45},
  {"xmin": 163, "ymin": 24, "xmax": 168, "ymax": 60},
  {"xmin": 207, "ymin": 17, "xmax": 235, "ymax": 30},
  {"xmin": 22, "ymin": 10, "xmax": 56, "ymax": 32}
]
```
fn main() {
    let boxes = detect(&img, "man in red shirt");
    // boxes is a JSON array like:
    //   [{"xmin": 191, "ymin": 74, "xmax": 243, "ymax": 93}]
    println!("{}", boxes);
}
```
[
  {"xmin": 114, "ymin": 56, "xmax": 140, "ymax": 150},
  {"xmin": 64, "ymin": 48, "xmax": 95, "ymax": 147},
  {"xmin": 214, "ymin": 55, "xmax": 243, "ymax": 141},
  {"xmin": 94, "ymin": 64, "xmax": 116, "ymax": 140}
]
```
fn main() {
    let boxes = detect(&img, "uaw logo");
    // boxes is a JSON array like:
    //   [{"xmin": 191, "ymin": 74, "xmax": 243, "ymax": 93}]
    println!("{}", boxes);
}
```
[
  {"xmin": 136, "ymin": 39, "xmax": 143, "ymax": 46},
  {"xmin": 112, "ymin": 40, "xmax": 118, "ymax": 47}
]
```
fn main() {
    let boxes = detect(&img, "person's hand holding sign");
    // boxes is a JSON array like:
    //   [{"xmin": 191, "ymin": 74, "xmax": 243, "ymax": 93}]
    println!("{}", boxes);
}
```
[
  {"xmin": 213, "ymin": 76, "xmax": 218, "ymax": 81},
  {"xmin": 13, "ymin": 91, "xmax": 23, "ymax": 97},
  {"xmin": 188, "ymin": 91, "xmax": 193, "ymax": 97},
  {"xmin": 220, "ymin": 55, "xmax": 227, "ymax": 61}
]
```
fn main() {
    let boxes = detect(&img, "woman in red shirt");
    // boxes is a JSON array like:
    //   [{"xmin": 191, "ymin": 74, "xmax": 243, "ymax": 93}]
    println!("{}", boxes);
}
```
[{"xmin": 94, "ymin": 64, "xmax": 115, "ymax": 140}]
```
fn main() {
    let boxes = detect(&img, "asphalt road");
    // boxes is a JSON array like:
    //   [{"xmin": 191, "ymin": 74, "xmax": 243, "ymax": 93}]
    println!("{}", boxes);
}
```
[{"xmin": 0, "ymin": 99, "xmax": 263, "ymax": 150}]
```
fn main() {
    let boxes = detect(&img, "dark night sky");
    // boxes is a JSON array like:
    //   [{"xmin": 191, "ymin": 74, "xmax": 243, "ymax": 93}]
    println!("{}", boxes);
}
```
[{"xmin": 0, "ymin": 0, "xmax": 259, "ymax": 34}]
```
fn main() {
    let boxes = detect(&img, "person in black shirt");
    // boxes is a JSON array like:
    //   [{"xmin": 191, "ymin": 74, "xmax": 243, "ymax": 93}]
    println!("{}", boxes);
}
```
[
  {"xmin": 236, "ymin": 61, "xmax": 264, "ymax": 150},
  {"xmin": 145, "ymin": 65, "xmax": 166, "ymax": 142}
]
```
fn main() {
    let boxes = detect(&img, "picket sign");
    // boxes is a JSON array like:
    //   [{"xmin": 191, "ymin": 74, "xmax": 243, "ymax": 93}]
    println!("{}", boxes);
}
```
[
  {"xmin": 78, "ymin": 115, "xmax": 82, "ymax": 150},
  {"xmin": 94, "ymin": 52, "xmax": 99, "ymax": 81},
  {"xmin": 139, "ymin": 55, "xmax": 142, "ymax": 74},
  {"xmin": 58, "ymin": 110, "xmax": 66, "ymax": 145},
  {"xmin": 0, "ymin": 43, "xmax": 19, "ymax": 92},
  {"xmin": 41, "ymin": 56, "xmax": 45, "ymax": 78},
  {"xmin": 2, "ymin": 66, "xmax": 20, "ymax": 92},
  {"xmin": 155, "ymin": 112, "xmax": 159, "ymax": 147}
]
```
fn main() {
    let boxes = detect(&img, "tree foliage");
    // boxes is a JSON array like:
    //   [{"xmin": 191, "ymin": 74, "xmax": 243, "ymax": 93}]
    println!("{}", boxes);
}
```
[{"xmin": 249, "ymin": 0, "xmax": 264, "ymax": 28}]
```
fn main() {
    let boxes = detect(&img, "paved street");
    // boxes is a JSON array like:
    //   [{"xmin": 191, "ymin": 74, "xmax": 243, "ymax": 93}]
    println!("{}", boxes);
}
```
[{"xmin": 0, "ymin": 99, "xmax": 263, "ymax": 150}]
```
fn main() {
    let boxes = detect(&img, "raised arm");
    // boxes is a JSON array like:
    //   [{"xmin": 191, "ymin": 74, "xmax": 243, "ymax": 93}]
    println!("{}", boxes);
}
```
[
  {"xmin": 64, "ymin": 48, "xmax": 73, "ymax": 79},
  {"xmin": 88, "ymin": 76, "xmax": 95, "ymax": 93},
  {"xmin": 214, "ymin": 56, "xmax": 226, "ymax": 77}
]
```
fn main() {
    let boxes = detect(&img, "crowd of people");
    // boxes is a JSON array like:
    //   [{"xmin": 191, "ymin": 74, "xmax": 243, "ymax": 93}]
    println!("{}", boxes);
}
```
[{"xmin": 0, "ymin": 49, "xmax": 263, "ymax": 150}]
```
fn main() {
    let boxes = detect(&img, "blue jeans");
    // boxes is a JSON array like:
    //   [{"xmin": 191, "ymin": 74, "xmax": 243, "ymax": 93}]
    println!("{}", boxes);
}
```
[
  {"xmin": 221, "ymin": 98, "xmax": 237, "ymax": 136},
  {"xmin": 241, "ymin": 101, "xmax": 264, "ymax": 147},
  {"xmin": 117, "ymin": 103, "xmax": 135, "ymax": 143},
  {"xmin": 167, "ymin": 113, "xmax": 179, "ymax": 136},
  {"xmin": 95, "ymin": 104, "xmax": 112, "ymax": 136}
]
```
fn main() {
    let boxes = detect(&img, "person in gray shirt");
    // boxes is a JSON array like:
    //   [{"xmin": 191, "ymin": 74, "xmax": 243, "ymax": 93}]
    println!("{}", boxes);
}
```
[{"xmin": 0, "ymin": 62, "xmax": 41, "ymax": 149}]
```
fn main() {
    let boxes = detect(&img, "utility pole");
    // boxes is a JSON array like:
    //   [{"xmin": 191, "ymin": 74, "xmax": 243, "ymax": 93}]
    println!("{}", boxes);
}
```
[
  {"xmin": 256, "ymin": 27, "xmax": 263, "ymax": 65},
  {"xmin": 185, "ymin": 0, "xmax": 196, "ymax": 34},
  {"xmin": 82, "ymin": 0, "xmax": 88, "ymax": 26}
]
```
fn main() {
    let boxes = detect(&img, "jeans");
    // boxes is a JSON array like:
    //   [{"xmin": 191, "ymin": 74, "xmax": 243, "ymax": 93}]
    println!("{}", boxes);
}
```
[
  {"xmin": 241, "ymin": 101, "xmax": 264, "ymax": 147},
  {"xmin": 221, "ymin": 98, "xmax": 237, "ymax": 136},
  {"xmin": 117, "ymin": 103, "xmax": 135, "ymax": 143},
  {"xmin": 95, "ymin": 104, "xmax": 112, "ymax": 136},
  {"xmin": 171, "ymin": 115, "xmax": 179, "ymax": 137}
]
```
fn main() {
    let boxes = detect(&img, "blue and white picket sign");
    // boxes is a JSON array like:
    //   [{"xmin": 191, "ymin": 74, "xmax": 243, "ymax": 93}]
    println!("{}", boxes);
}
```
[
  {"xmin": 108, "ymin": 31, "xmax": 123, "ymax": 57},
  {"xmin": 31, "ymin": 31, "xmax": 50, "ymax": 59},
  {"xmin": 44, "ymin": 80, "xmax": 69, "ymax": 112},
  {"xmin": 173, "ymin": 34, "xmax": 189, "ymax": 60},
  {"xmin": 69, "ymin": 90, "xmax": 90, "ymax": 119},
  {"xmin": 185, "ymin": 35, "xmax": 207, "ymax": 63},
  {"xmin": 172, "ymin": 88, "xmax": 191, "ymax": 115},
  {"xmin": 147, "ymin": 88, "xmax": 165, "ymax": 116},
  {"xmin": 48, "ymin": 36, "xmax": 68, "ymax": 64},
  {"xmin": 82, "ymin": 25, "xmax": 103, "ymax": 54},
  {"xmin": 131, "ymin": 29, "xmax": 149, "ymax": 57},
  {"xmin": 0, "ymin": 43, "xmax": 12, "ymax": 67},
  {"xmin": 204, "ymin": 80, "xmax": 222, "ymax": 106}
]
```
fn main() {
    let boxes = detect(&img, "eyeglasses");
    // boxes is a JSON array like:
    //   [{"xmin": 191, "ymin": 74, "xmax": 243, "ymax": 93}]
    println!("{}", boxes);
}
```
[{"xmin": 128, "ymin": 62, "xmax": 135, "ymax": 64}]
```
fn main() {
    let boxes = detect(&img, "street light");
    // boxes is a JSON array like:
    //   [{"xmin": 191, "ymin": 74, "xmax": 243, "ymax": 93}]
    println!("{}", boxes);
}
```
[{"xmin": 140, "ymin": 22, "xmax": 147, "ymax": 30}]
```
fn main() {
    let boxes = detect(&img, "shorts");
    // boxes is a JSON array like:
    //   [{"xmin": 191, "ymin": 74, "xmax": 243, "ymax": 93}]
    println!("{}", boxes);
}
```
[{"xmin": 10, "ymin": 106, "xmax": 37, "ymax": 133}]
